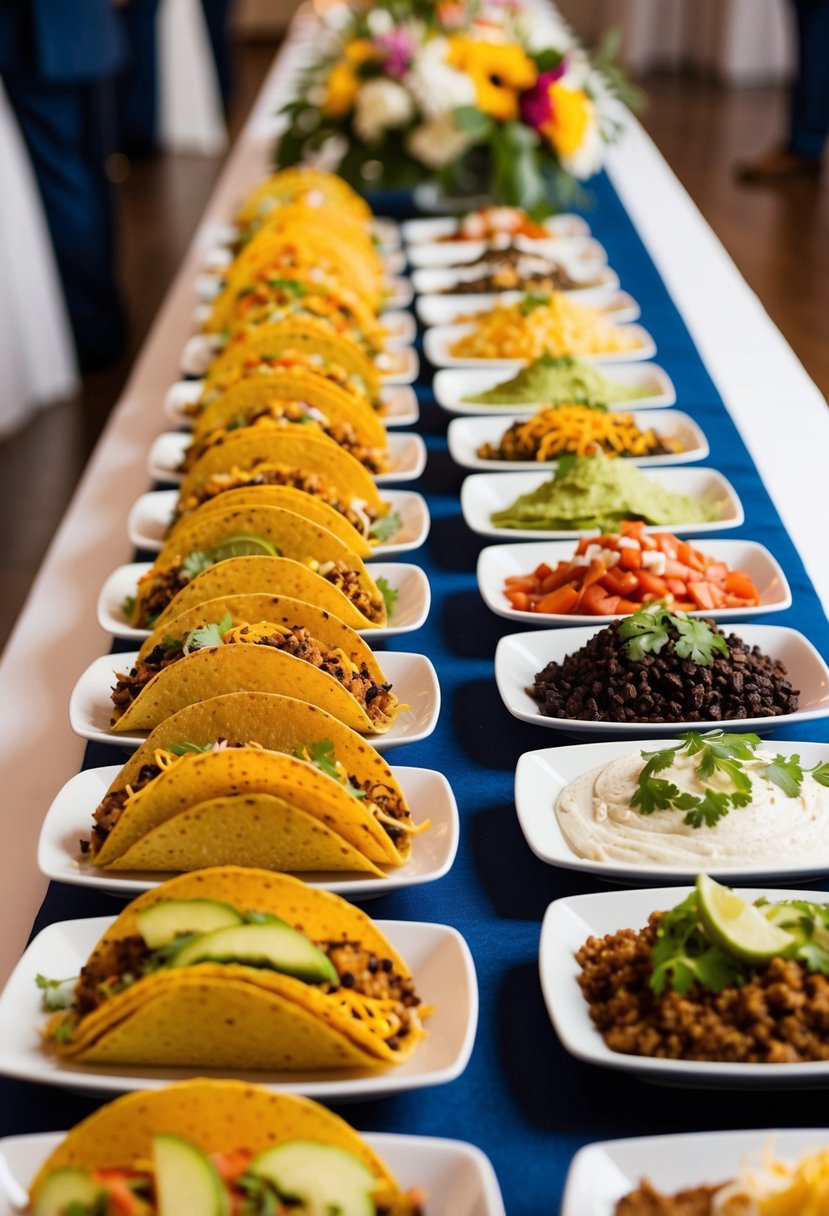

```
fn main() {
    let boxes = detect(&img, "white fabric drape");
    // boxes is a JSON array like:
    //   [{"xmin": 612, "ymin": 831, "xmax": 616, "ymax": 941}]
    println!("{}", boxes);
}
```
[
  {"xmin": 158, "ymin": 0, "xmax": 229, "ymax": 155},
  {"xmin": 0, "ymin": 82, "xmax": 78, "ymax": 438}
]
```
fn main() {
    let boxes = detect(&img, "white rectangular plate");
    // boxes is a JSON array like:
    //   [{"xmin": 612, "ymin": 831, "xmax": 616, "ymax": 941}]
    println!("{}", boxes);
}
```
[
  {"xmin": 406, "ymin": 234, "xmax": 606, "ymax": 269},
  {"xmin": 0, "ymin": 1129, "xmax": 504, "ymax": 1216},
  {"xmin": 416, "ymin": 289, "xmax": 640, "ymax": 329},
  {"xmin": 516, "ymin": 739, "xmax": 829, "ymax": 884},
  {"xmin": 147, "ymin": 431, "xmax": 428, "ymax": 487},
  {"xmin": 449, "ymin": 409, "xmax": 707, "ymax": 472},
  {"xmin": 70, "ymin": 650, "xmax": 442, "ymax": 753},
  {"xmin": 432, "ymin": 364, "xmax": 676, "ymax": 414},
  {"xmin": 164, "ymin": 380, "xmax": 421, "ymax": 429},
  {"xmin": 541, "ymin": 885, "xmax": 829, "ymax": 1086},
  {"xmin": 424, "ymin": 322, "xmax": 657, "ymax": 369},
  {"xmin": 477, "ymin": 538, "xmax": 790, "ymax": 626},
  {"xmin": 127, "ymin": 487, "xmax": 431, "ymax": 556},
  {"xmin": 98, "ymin": 561, "xmax": 431, "ymax": 643},
  {"xmin": 401, "ymin": 213, "xmax": 591, "ymax": 245},
  {"xmin": 410, "ymin": 260, "xmax": 618, "ymax": 299},
  {"xmin": 0, "ymin": 916, "xmax": 476, "ymax": 1100},
  {"xmin": 461, "ymin": 467, "xmax": 744, "ymax": 540},
  {"xmin": 39, "ymin": 763, "xmax": 458, "ymax": 899},
  {"xmin": 179, "ymin": 337, "xmax": 419, "ymax": 384},
  {"xmin": 495, "ymin": 623, "xmax": 829, "ymax": 738}
]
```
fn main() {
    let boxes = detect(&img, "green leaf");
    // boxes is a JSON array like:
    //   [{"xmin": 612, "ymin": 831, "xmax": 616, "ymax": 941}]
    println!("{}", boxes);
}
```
[
  {"xmin": 182, "ymin": 612, "xmax": 233, "ymax": 655},
  {"xmin": 648, "ymin": 892, "xmax": 746, "ymax": 996},
  {"xmin": 369, "ymin": 509, "xmax": 402, "ymax": 543},
  {"xmin": 617, "ymin": 606, "xmax": 671, "ymax": 661},
  {"xmin": 266, "ymin": 277, "xmax": 306, "ymax": 297},
  {"xmin": 682, "ymin": 789, "xmax": 731, "ymax": 829},
  {"xmin": 671, "ymin": 616, "xmax": 729, "ymax": 666},
  {"xmin": 762, "ymin": 754, "xmax": 804, "ymax": 798},
  {"xmin": 376, "ymin": 576, "xmax": 398, "ymax": 618},
  {"xmin": 518, "ymin": 293, "xmax": 551, "ymax": 316},
  {"xmin": 168, "ymin": 740, "xmax": 215, "ymax": 756},
  {"xmin": 120, "ymin": 594, "xmax": 136, "ymax": 619},
  {"xmin": 181, "ymin": 548, "xmax": 215, "ymax": 579},
  {"xmin": 53, "ymin": 1018, "xmax": 74, "ymax": 1044},
  {"xmin": 811, "ymin": 762, "xmax": 829, "ymax": 787},
  {"xmin": 294, "ymin": 740, "xmax": 366, "ymax": 800},
  {"xmin": 452, "ymin": 105, "xmax": 493, "ymax": 140},
  {"xmin": 36, "ymin": 973, "xmax": 77, "ymax": 1011}
]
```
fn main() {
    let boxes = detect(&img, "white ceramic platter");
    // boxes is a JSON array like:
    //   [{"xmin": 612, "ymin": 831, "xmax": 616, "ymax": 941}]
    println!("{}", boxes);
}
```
[
  {"xmin": 148, "ymin": 431, "xmax": 428, "ymax": 487},
  {"xmin": 562, "ymin": 1128, "xmax": 829, "ymax": 1214},
  {"xmin": 495, "ymin": 623, "xmax": 829, "ymax": 738},
  {"xmin": 163, "ymin": 379, "xmax": 421, "ymax": 429},
  {"xmin": 406, "ymin": 234, "xmax": 606, "ymax": 269},
  {"xmin": 477, "ymin": 538, "xmax": 791, "ymax": 626},
  {"xmin": 70, "ymin": 650, "xmax": 442, "ymax": 753},
  {"xmin": 401, "ymin": 213, "xmax": 591, "ymax": 244},
  {"xmin": 179, "ymin": 336, "xmax": 419, "ymax": 385},
  {"xmin": 98, "ymin": 561, "xmax": 431, "ymax": 643},
  {"xmin": 410, "ymin": 261, "xmax": 619, "ymax": 299},
  {"xmin": 449, "ymin": 409, "xmax": 707, "ymax": 473},
  {"xmin": 516, "ymin": 739, "xmax": 829, "ymax": 885},
  {"xmin": 127, "ymin": 487, "xmax": 431, "ymax": 556},
  {"xmin": 432, "ymin": 364, "xmax": 676, "ymax": 415},
  {"xmin": 461, "ymin": 467, "xmax": 744, "ymax": 541},
  {"xmin": 39, "ymin": 763, "xmax": 458, "ymax": 899},
  {"xmin": 416, "ymin": 289, "xmax": 640, "ymax": 329},
  {"xmin": 541, "ymin": 885, "xmax": 829, "ymax": 1086},
  {"xmin": 0, "ymin": 1130, "xmax": 504, "ymax": 1216},
  {"xmin": 0, "ymin": 916, "xmax": 476, "ymax": 1100},
  {"xmin": 424, "ymin": 322, "xmax": 657, "ymax": 368}
]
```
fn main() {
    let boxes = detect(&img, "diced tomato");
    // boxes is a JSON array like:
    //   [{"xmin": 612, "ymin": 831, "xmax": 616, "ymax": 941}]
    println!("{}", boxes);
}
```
[
  {"xmin": 724, "ymin": 570, "xmax": 760, "ymax": 603},
  {"xmin": 618, "ymin": 546, "xmax": 642, "ymax": 571},
  {"xmin": 602, "ymin": 568, "xmax": 640, "ymax": 596},
  {"xmin": 677, "ymin": 541, "xmax": 705, "ymax": 572},
  {"xmin": 581, "ymin": 584, "xmax": 621, "ymax": 615},
  {"xmin": 705, "ymin": 562, "xmax": 729, "ymax": 585},
  {"xmin": 636, "ymin": 570, "xmax": 669, "ymax": 597},
  {"xmin": 533, "ymin": 562, "xmax": 554, "ymax": 581},
  {"xmin": 107, "ymin": 1181, "xmax": 143, "ymax": 1216},
  {"xmin": 506, "ymin": 591, "xmax": 530, "ymax": 611},
  {"xmin": 504, "ymin": 575, "xmax": 537, "ymax": 590},
  {"xmin": 655, "ymin": 533, "xmax": 679, "ymax": 559},
  {"xmin": 213, "ymin": 1149, "xmax": 254, "ymax": 1184},
  {"xmin": 688, "ymin": 581, "xmax": 716, "ymax": 611},
  {"xmin": 536, "ymin": 584, "xmax": 580, "ymax": 614},
  {"xmin": 574, "ymin": 537, "xmax": 592, "ymax": 555},
  {"xmin": 540, "ymin": 565, "xmax": 582, "ymax": 595},
  {"xmin": 665, "ymin": 578, "xmax": 688, "ymax": 598},
  {"xmin": 664, "ymin": 560, "xmax": 695, "ymax": 580},
  {"xmin": 639, "ymin": 532, "xmax": 658, "ymax": 550},
  {"xmin": 616, "ymin": 598, "xmax": 643, "ymax": 613}
]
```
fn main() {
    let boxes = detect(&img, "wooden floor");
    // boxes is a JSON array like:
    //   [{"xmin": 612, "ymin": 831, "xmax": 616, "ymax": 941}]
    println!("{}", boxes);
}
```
[{"xmin": 1, "ymin": 59, "xmax": 827, "ymax": 649}]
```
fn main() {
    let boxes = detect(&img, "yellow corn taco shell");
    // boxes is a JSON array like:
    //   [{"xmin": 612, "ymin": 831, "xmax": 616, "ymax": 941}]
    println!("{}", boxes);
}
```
[
  {"xmin": 29, "ymin": 1080, "xmax": 400, "ymax": 1198},
  {"xmin": 92, "ymin": 744, "xmax": 406, "ymax": 869},
  {"xmin": 49, "ymin": 867, "xmax": 427, "ymax": 1068},
  {"xmin": 236, "ymin": 168, "xmax": 372, "ymax": 226},
  {"xmin": 112, "ymin": 595, "xmax": 399, "ymax": 735}
]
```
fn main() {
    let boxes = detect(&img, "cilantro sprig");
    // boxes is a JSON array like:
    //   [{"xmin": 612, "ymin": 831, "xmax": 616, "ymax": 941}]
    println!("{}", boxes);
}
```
[
  {"xmin": 618, "ymin": 606, "xmax": 729, "ymax": 666},
  {"xmin": 369, "ymin": 510, "xmax": 402, "ymax": 543},
  {"xmin": 294, "ymin": 740, "xmax": 366, "ymax": 801},
  {"xmin": 376, "ymin": 576, "xmax": 398, "ymax": 618},
  {"xmin": 36, "ymin": 973, "xmax": 78, "ymax": 1011},
  {"xmin": 182, "ymin": 612, "xmax": 234, "ymax": 655}
]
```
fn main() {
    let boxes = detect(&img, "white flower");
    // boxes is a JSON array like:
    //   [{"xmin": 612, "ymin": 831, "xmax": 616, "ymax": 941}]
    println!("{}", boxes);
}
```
[
  {"xmin": 407, "ymin": 111, "xmax": 473, "ymax": 168},
  {"xmin": 559, "ymin": 104, "xmax": 604, "ymax": 179},
  {"xmin": 366, "ymin": 8, "xmax": 394, "ymax": 36},
  {"xmin": 404, "ymin": 38, "xmax": 476, "ymax": 118},
  {"xmin": 515, "ymin": 9, "xmax": 576, "ymax": 54},
  {"xmin": 353, "ymin": 78, "xmax": 414, "ymax": 144}
]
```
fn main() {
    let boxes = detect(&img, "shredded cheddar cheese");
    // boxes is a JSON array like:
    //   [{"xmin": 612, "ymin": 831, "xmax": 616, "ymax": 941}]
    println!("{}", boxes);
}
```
[
  {"xmin": 477, "ymin": 404, "xmax": 680, "ymax": 462},
  {"xmin": 450, "ymin": 292, "xmax": 643, "ymax": 361}
]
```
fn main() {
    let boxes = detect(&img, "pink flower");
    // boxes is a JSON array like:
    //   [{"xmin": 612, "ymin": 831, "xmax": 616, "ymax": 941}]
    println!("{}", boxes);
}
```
[
  {"xmin": 520, "ymin": 63, "xmax": 566, "ymax": 131},
  {"xmin": 374, "ymin": 28, "xmax": 416, "ymax": 78}
]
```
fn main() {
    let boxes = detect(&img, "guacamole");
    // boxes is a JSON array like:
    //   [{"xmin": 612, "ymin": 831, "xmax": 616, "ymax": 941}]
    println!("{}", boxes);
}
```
[
  {"xmin": 490, "ymin": 453, "xmax": 715, "ymax": 531},
  {"xmin": 462, "ymin": 353, "xmax": 650, "ymax": 406}
]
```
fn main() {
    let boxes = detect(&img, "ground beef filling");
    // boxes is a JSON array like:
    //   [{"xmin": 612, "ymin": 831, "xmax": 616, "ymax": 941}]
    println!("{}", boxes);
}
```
[
  {"xmin": 68, "ymin": 933, "xmax": 420, "ymax": 1051},
  {"xmin": 88, "ymin": 762, "xmax": 164, "ymax": 852},
  {"xmin": 615, "ymin": 1180, "xmax": 722, "ymax": 1215},
  {"xmin": 111, "ymin": 641, "xmax": 186, "ymax": 719},
  {"xmin": 439, "ymin": 246, "xmax": 591, "ymax": 294},
  {"xmin": 530, "ymin": 619, "xmax": 799, "ymax": 723},
  {"xmin": 357, "ymin": 778, "xmax": 410, "ymax": 841},
  {"xmin": 578, "ymin": 913, "xmax": 829, "ymax": 1063},
  {"xmin": 133, "ymin": 564, "xmax": 188, "ymax": 629},
  {"xmin": 324, "ymin": 561, "xmax": 382, "ymax": 622}
]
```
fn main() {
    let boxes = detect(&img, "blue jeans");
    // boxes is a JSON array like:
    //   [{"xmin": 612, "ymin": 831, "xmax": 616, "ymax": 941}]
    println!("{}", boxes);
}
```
[{"xmin": 790, "ymin": 0, "xmax": 829, "ymax": 157}]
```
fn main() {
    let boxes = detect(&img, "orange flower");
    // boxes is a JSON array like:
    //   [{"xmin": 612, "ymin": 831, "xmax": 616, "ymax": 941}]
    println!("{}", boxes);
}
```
[
  {"xmin": 540, "ymin": 82, "xmax": 593, "ymax": 158},
  {"xmin": 322, "ymin": 40, "xmax": 376, "ymax": 118},
  {"xmin": 447, "ymin": 37, "xmax": 537, "ymax": 122}
]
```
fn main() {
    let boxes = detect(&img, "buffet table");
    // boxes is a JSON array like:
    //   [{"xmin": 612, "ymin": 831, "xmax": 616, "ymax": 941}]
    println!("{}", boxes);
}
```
[{"xmin": 1, "ymin": 8, "xmax": 829, "ymax": 1212}]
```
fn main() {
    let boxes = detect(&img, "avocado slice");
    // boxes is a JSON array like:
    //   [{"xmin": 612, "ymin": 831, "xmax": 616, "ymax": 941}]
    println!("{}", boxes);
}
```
[
  {"xmin": 135, "ymin": 899, "xmax": 244, "ymax": 949},
  {"xmin": 154, "ymin": 1134, "xmax": 229, "ymax": 1216},
  {"xmin": 170, "ymin": 922, "xmax": 339, "ymax": 984},
  {"xmin": 247, "ymin": 1141, "xmax": 378, "ymax": 1216},
  {"xmin": 31, "ymin": 1168, "xmax": 106, "ymax": 1216}
]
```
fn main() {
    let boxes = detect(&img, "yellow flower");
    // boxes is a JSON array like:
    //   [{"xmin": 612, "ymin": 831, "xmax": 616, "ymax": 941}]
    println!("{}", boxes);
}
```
[
  {"xmin": 447, "ymin": 37, "xmax": 537, "ymax": 122},
  {"xmin": 540, "ymin": 82, "xmax": 593, "ymax": 158},
  {"xmin": 322, "ymin": 40, "xmax": 376, "ymax": 118}
]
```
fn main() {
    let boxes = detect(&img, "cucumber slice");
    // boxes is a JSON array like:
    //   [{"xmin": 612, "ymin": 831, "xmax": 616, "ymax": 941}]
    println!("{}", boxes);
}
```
[
  {"xmin": 136, "ymin": 899, "xmax": 244, "ymax": 949},
  {"xmin": 31, "ymin": 1168, "xmax": 106, "ymax": 1216},
  {"xmin": 154, "ymin": 1134, "xmax": 229, "ymax": 1216},
  {"xmin": 248, "ymin": 1141, "xmax": 377, "ymax": 1216},
  {"xmin": 170, "ymin": 922, "xmax": 338, "ymax": 984}
]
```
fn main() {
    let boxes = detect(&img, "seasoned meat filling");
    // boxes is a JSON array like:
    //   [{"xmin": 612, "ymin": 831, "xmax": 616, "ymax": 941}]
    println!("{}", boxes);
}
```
[{"xmin": 615, "ymin": 1180, "xmax": 722, "ymax": 1215}]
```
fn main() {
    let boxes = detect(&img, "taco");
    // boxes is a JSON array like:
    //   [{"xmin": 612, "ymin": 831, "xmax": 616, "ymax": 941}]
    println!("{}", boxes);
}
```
[
  {"xmin": 181, "ymin": 372, "xmax": 390, "ymax": 475},
  {"xmin": 236, "ymin": 166, "xmax": 373, "ymax": 227},
  {"xmin": 130, "ymin": 505, "xmax": 390, "ymax": 627},
  {"xmin": 28, "ymin": 1080, "xmax": 422, "ymax": 1216},
  {"xmin": 43, "ymin": 867, "xmax": 429, "ymax": 1069},
  {"xmin": 198, "ymin": 319, "xmax": 382, "ymax": 408},
  {"xmin": 110, "ymin": 594, "xmax": 400, "ymax": 735}
]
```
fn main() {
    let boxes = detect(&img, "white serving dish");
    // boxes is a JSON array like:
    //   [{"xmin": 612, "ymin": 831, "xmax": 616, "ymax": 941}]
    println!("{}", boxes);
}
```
[
  {"xmin": 424, "ymin": 322, "xmax": 657, "ymax": 369},
  {"xmin": 477, "ymin": 538, "xmax": 790, "ymax": 626},
  {"xmin": 416, "ymin": 288, "xmax": 640, "ymax": 328},
  {"xmin": 98, "ymin": 561, "xmax": 431, "ymax": 643},
  {"xmin": 70, "ymin": 650, "xmax": 442, "ymax": 753},
  {"xmin": 461, "ymin": 467, "xmax": 744, "ymax": 541},
  {"xmin": 410, "ymin": 260, "xmax": 618, "ymax": 299},
  {"xmin": 562, "ymin": 1129, "xmax": 829, "ymax": 1214},
  {"xmin": 541, "ymin": 885, "xmax": 829, "ymax": 1086},
  {"xmin": 128, "ymin": 488, "xmax": 430, "ymax": 556},
  {"xmin": 401, "ymin": 212, "xmax": 591, "ymax": 245},
  {"xmin": 406, "ymin": 234, "xmax": 606, "ymax": 269},
  {"xmin": 384, "ymin": 275, "xmax": 414, "ymax": 310},
  {"xmin": 147, "ymin": 431, "xmax": 428, "ymax": 487},
  {"xmin": 495, "ymin": 623, "xmax": 829, "ymax": 738},
  {"xmin": 0, "ymin": 915, "xmax": 476, "ymax": 1100},
  {"xmin": 432, "ymin": 364, "xmax": 676, "ymax": 415},
  {"xmin": 515, "ymin": 739, "xmax": 829, "ymax": 885},
  {"xmin": 163, "ymin": 379, "xmax": 421, "ymax": 429},
  {"xmin": 449, "ymin": 409, "xmax": 707, "ymax": 473},
  {"xmin": 179, "ymin": 336, "xmax": 419, "ymax": 385},
  {"xmin": 0, "ymin": 1129, "xmax": 504, "ymax": 1216},
  {"xmin": 39, "ymin": 763, "xmax": 458, "ymax": 899}
]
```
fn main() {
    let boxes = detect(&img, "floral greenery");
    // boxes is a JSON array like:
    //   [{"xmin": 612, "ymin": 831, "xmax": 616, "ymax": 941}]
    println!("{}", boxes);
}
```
[{"xmin": 274, "ymin": 0, "xmax": 640, "ymax": 215}]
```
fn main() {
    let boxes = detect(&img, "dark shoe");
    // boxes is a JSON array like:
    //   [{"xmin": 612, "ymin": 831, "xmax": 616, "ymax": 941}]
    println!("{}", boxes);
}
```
[{"xmin": 735, "ymin": 144, "xmax": 822, "ymax": 183}]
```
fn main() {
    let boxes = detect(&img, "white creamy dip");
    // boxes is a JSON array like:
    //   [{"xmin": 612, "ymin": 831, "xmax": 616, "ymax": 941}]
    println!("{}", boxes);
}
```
[{"xmin": 556, "ymin": 749, "xmax": 829, "ymax": 866}]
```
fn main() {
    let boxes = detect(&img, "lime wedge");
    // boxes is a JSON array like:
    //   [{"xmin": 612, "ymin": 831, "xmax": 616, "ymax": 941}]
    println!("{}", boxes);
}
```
[
  {"xmin": 208, "ymin": 534, "xmax": 279, "ymax": 562},
  {"xmin": 696, "ymin": 874, "xmax": 795, "ymax": 964}
]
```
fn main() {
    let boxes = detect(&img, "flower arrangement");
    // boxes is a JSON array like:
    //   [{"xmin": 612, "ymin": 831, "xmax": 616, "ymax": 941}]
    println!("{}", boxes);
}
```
[{"xmin": 276, "ymin": 0, "xmax": 638, "ymax": 213}]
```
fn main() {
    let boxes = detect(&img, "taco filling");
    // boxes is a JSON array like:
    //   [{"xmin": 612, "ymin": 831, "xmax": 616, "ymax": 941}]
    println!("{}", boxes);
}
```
[
  {"xmin": 194, "ymin": 348, "xmax": 377, "ymax": 410},
  {"xmin": 111, "ymin": 621, "xmax": 394, "ymax": 724}
]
